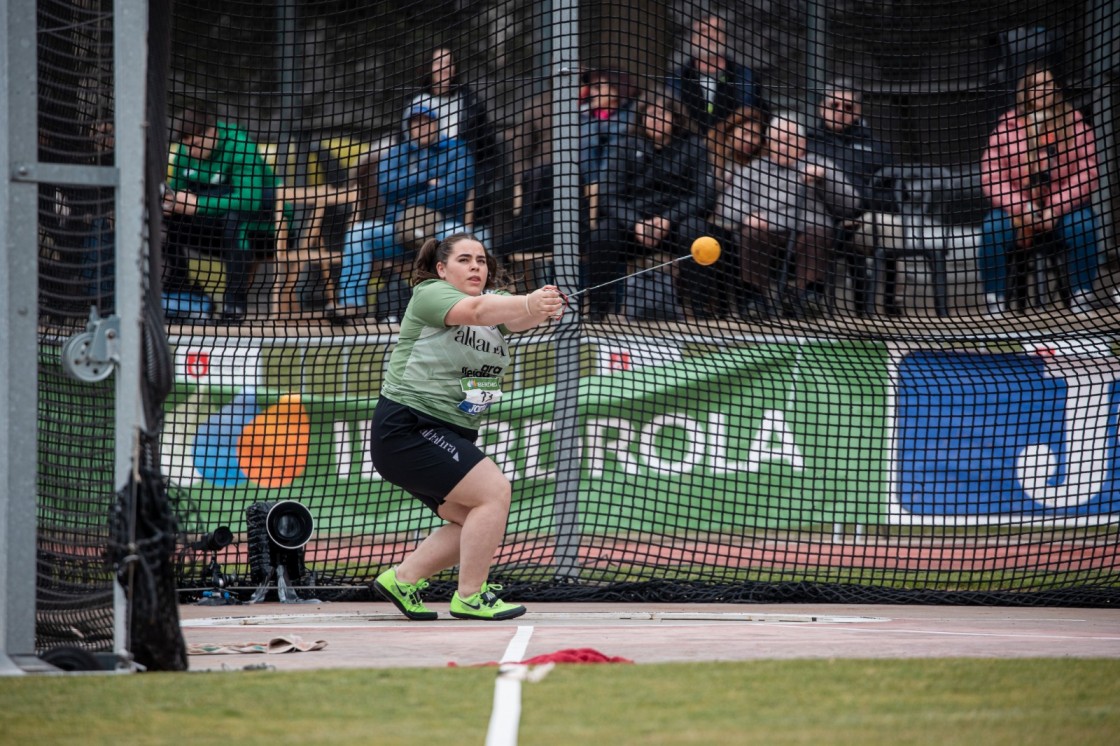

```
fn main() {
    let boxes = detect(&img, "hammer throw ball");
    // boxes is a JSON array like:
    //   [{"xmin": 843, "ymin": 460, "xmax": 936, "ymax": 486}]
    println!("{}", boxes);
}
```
[{"xmin": 690, "ymin": 236, "xmax": 721, "ymax": 266}]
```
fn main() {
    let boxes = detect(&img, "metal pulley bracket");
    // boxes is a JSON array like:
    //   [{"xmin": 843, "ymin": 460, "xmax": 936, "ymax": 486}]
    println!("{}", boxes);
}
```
[{"xmin": 60, "ymin": 307, "xmax": 121, "ymax": 383}]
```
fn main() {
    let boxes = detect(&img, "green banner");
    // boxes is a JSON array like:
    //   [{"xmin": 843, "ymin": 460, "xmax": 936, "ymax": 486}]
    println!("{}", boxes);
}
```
[
  {"xmin": 482, "ymin": 341, "xmax": 889, "ymax": 532},
  {"xmin": 163, "ymin": 340, "xmax": 888, "ymax": 536}
]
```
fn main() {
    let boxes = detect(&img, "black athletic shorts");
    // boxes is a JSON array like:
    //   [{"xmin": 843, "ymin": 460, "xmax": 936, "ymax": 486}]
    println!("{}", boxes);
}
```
[{"xmin": 369, "ymin": 396, "xmax": 486, "ymax": 516}]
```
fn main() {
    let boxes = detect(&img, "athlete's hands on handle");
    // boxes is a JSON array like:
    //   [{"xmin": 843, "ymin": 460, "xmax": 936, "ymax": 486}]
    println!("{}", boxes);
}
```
[{"xmin": 526, "ymin": 285, "xmax": 565, "ymax": 322}]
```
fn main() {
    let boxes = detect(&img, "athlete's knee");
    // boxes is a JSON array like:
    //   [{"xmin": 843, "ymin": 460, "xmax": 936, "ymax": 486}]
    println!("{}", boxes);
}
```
[
  {"xmin": 492, "ymin": 479, "xmax": 512, "ymax": 508},
  {"xmin": 477, "ymin": 476, "xmax": 511, "ymax": 511},
  {"xmin": 480, "ymin": 474, "xmax": 512, "ymax": 515},
  {"xmin": 446, "ymin": 459, "xmax": 510, "ymax": 510}
]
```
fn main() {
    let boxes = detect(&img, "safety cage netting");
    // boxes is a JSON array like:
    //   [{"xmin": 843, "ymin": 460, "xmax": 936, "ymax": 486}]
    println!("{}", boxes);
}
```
[
  {"xmin": 34, "ymin": 0, "xmax": 1120, "ymax": 653},
  {"xmin": 34, "ymin": 0, "xmax": 187, "ymax": 669}
]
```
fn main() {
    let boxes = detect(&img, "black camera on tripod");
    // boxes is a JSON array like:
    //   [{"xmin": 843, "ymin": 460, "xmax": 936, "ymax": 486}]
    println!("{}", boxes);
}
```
[
  {"xmin": 246, "ymin": 500, "xmax": 318, "ymax": 603},
  {"xmin": 191, "ymin": 526, "xmax": 234, "ymax": 554},
  {"xmin": 190, "ymin": 525, "xmax": 236, "ymax": 605}
]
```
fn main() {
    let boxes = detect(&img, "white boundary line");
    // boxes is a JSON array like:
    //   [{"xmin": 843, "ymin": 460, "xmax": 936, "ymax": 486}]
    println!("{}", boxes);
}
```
[
  {"xmin": 485, "ymin": 625, "xmax": 535, "ymax": 746},
  {"xmin": 500, "ymin": 625, "xmax": 535, "ymax": 664}
]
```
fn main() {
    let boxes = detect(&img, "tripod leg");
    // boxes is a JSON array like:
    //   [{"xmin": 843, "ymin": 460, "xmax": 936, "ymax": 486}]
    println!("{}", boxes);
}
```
[
  {"xmin": 276, "ymin": 565, "xmax": 302, "ymax": 604},
  {"xmin": 248, "ymin": 569, "xmax": 273, "ymax": 604}
]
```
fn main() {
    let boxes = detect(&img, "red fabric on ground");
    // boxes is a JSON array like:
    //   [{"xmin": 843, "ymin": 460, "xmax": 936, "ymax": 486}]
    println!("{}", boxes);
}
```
[
  {"xmin": 520, "ymin": 648, "xmax": 632, "ymax": 664},
  {"xmin": 449, "ymin": 648, "xmax": 633, "ymax": 667}
]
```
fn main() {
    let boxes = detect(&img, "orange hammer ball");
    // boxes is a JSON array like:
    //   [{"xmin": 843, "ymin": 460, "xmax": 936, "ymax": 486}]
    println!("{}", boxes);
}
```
[{"xmin": 690, "ymin": 236, "xmax": 721, "ymax": 266}]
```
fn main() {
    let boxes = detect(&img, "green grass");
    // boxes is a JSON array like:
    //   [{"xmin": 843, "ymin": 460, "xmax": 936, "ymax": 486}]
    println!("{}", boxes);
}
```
[{"xmin": 2, "ymin": 659, "xmax": 1117, "ymax": 745}]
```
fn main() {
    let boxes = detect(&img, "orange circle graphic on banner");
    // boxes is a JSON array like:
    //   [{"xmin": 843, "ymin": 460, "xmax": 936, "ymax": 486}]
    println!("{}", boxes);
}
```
[{"xmin": 236, "ymin": 393, "xmax": 311, "ymax": 488}]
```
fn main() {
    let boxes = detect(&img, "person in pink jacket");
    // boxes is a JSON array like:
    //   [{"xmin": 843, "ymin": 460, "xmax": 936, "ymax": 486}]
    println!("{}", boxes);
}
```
[{"xmin": 979, "ymin": 64, "xmax": 1101, "ymax": 314}]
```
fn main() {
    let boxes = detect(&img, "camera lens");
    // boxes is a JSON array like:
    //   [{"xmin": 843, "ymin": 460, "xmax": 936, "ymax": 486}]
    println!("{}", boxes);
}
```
[
  {"xmin": 265, "ymin": 500, "xmax": 314, "ymax": 550},
  {"xmin": 275, "ymin": 515, "xmax": 300, "ymax": 542}
]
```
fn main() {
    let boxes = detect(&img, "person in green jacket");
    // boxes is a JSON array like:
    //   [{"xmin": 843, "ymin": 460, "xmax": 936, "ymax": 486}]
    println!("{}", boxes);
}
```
[{"xmin": 162, "ymin": 104, "xmax": 276, "ymax": 323}]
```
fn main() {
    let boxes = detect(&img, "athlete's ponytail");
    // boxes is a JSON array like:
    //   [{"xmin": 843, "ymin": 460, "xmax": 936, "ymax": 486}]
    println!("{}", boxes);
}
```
[{"xmin": 412, "ymin": 237, "xmax": 443, "ymax": 284}]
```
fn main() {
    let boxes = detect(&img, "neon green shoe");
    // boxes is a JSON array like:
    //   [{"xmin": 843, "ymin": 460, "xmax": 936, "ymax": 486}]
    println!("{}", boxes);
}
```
[
  {"xmin": 449, "ymin": 583, "xmax": 526, "ymax": 620},
  {"xmin": 373, "ymin": 567, "xmax": 438, "ymax": 621}
]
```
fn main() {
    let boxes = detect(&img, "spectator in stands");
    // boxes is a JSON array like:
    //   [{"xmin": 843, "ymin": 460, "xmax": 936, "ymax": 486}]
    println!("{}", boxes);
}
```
[
  {"xmin": 700, "ymin": 104, "xmax": 768, "ymax": 318},
  {"xmin": 711, "ymin": 112, "xmax": 862, "ymax": 318},
  {"xmin": 162, "ymin": 104, "xmax": 278, "ymax": 324},
  {"xmin": 336, "ymin": 105, "xmax": 477, "ymax": 323},
  {"xmin": 409, "ymin": 47, "xmax": 501, "ymax": 229},
  {"xmin": 502, "ymin": 88, "xmax": 552, "ymax": 258},
  {"xmin": 667, "ymin": 13, "xmax": 764, "ymax": 135},
  {"xmin": 499, "ymin": 69, "xmax": 636, "ymax": 258},
  {"xmin": 807, "ymin": 79, "xmax": 893, "ymax": 210},
  {"xmin": 580, "ymin": 70, "xmax": 638, "ymax": 186},
  {"xmin": 708, "ymin": 107, "xmax": 769, "ymax": 191},
  {"xmin": 586, "ymin": 88, "xmax": 717, "ymax": 320},
  {"xmin": 979, "ymin": 64, "xmax": 1101, "ymax": 315},
  {"xmin": 806, "ymin": 78, "xmax": 894, "ymax": 314}
]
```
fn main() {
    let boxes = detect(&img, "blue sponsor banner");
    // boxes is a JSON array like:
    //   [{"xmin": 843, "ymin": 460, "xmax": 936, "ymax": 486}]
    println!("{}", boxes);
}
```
[{"xmin": 896, "ymin": 350, "xmax": 1120, "ymax": 521}]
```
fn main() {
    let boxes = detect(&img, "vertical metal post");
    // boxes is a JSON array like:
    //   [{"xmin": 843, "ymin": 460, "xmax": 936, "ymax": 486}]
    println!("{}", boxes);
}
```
[
  {"xmin": 806, "ymin": 0, "xmax": 827, "ymax": 106},
  {"xmin": 806, "ymin": 1, "xmax": 860, "ymax": 540},
  {"xmin": 548, "ymin": 0, "xmax": 583, "ymax": 579},
  {"xmin": 1088, "ymin": 0, "xmax": 1117, "ymax": 265},
  {"xmin": 276, "ymin": 0, "xmax": 297, "ymax": 184},
  {"xmin": 111, "ymin": 0, "xmax": 150, "ymax": 668},
  {"xmin": 0, "ymin": 0, "xmax": 42, "ymax": 675},
  {"xmin": 534, "ymin": 1, "xmax": 554, "ymax": 101}
]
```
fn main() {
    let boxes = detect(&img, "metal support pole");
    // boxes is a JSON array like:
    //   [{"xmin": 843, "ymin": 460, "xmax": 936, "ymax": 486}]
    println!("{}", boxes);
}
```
[
  {"xmin": 112, "ymin": 0, "xmax": 151, "ymax": 670},
  {"xmin": 548, "ymin": 0, "xmax": 583, "ymax": 579},
  {"xmin": 276, "ymin": 0, "xmax": 297, "ymax": 184},
  {"xmin": 806, "ymin": 0, "xmax": 827, "ymax": 105},
  {"xmin": 1088, "ymin": 0, "xmax": 1118, "ymax": 265},
  {"xmin": 1, "ymin": 0, "xmax": 43, "ymax": 675},
  {"xmin": 533, "ymin": 0, "xmax": 553, "ymax": 101}
]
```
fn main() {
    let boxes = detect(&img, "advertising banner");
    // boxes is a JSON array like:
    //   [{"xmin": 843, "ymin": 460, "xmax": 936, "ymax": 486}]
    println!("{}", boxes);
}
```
[
  {"xmin": 892, "ymin": 348, "xmax": 1120, "ymax": 525},
  {"xmin": 162, "ymin": 340, "xmax": 888, "ymax": 535},
  {"xmin": 483, "ymin": 341, "xmax": 888, "ymax": 533}
]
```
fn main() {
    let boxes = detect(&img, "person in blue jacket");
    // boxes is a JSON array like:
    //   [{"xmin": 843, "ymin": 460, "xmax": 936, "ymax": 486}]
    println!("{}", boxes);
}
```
[
  {"xmin": 666, "ymin": 14, "xmax": 765, "ymax": 135},
  {"xmin": 336, "ymin": 104, "xmax": 478, "ymax": 321}
]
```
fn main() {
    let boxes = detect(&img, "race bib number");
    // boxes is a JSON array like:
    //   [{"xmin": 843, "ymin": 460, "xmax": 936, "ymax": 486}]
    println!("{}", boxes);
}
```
[{"xmin": 458, "ymin": 377, "xmax": 503, "ymax": 414}]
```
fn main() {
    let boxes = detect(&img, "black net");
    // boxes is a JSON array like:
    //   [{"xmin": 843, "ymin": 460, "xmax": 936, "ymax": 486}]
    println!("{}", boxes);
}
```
[
  {"xmin": 142, "ymin": 0, "xmax": 1120, "ymax": 607},
  {"xmin": 34, "ymin": 0, "xmax": 187, "ymax": 668}
]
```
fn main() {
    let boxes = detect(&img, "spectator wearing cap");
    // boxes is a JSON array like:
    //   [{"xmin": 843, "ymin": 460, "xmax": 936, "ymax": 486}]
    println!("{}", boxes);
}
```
[
  {"xmin": 336, "ymin": 103, "xmax": 478, "ymax": 321},
  {"xmin": 666, "ymin": 14, "xmax": 764, "ymax": 135}
]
